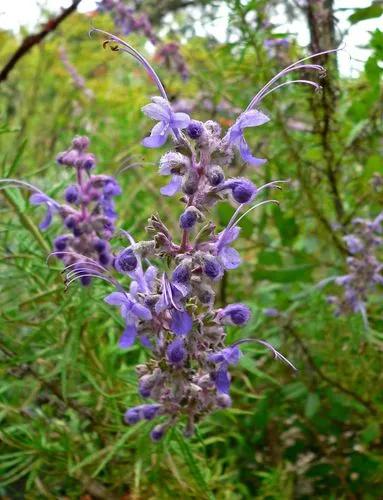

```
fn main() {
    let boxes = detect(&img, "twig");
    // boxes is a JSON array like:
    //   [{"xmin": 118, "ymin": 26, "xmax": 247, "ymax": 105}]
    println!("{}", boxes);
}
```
[{"xmin": 0, "ymin": 0, "xmax": 82, "ymax": 83}]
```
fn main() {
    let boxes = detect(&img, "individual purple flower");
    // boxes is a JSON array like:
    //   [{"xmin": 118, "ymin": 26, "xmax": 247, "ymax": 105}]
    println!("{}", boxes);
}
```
[
  {"xmin": 215, "ymin": 226, "xmax": 241, "ymax": 270},
  {"xmin": 167, "ymin": 337, "xmax": 186, "ymax": 364},
  {"xmin": 208, "ymin": 346, "xmax": 241, "ymax": 394},
  {"xmin": 226, "ymin": 110, "xmax": 270, "ymax": 166},
  {"xmin": 124, "ymin": 407, "xmax": 141, "ymax": 424},
  {"xmin": 218, "ymin": 303, "xmax": 251, "ymax": 325},
  {"xmin": 114, "ymin": 248, "xmax": 138, "ymax": 273},
  {"xmin": 104, "ymin": 291, "xmax": 152, "ymax": 348},
  {"xmin": 142, "ymin": 97, "xmax": 190, "ymax": 148},
  {"xmin": 29, "ymin": 193, "xmax": 60, "ymax": 230}
]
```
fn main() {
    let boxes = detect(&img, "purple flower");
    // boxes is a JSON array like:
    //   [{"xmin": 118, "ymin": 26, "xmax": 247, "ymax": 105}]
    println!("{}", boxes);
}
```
[
  {"xmin": 225, "ymin": 178, "xmax": 258, "ymax": 204},
  {"xmin": 216, "ymin": 226, "xmax": 241, "ymax": 270},
  {"xmin": 142, "ymin": 97, "xmax": 190, "ymax": 148},
  {"xmin": 104, "ymin": 291, "xmax": 152, "ymax": 348},
  {"xmin": 124, "ymin": 407, "xmax": 141, "ymax": 424},
  {"xmin": 167, "ymin": 337, "xmax": 186, "ymax": 364},
  {"xmin": 179, "ymin": 209, "xmax": 198, "ymax": 230},
  {"xmin": 29, "ymin": 193, "xmax": 60, "ymax": 230},
  {"xmin": 114, "ymin": 248, "xmax": 138, "ymax": 273},
  {"xmin": 170, "ymin": 309, "xmax": 193, "ymax": 336},
  {"xmin": 208, "ymin": 346, "xmax": 241, "ymax": 394},
  {"xmin": 218, "ymin": 303, "xmax": 251, "ymax": 325},
  {"xmin": 226, "ymin": 110, "xmax": 269, "ymax": 166},
  {"xmin": 187, "ymin": 120, "xmax": 204, "ymax": 139}
]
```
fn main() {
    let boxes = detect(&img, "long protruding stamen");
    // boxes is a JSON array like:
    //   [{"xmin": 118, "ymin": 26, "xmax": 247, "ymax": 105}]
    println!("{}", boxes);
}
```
[
  {"xmin": 259, "ymin": 80, "xmax": 322, "ymax": 101},
  {"xmin": 90, "ymin": 28, "xmax": 168, "ymax": 100},
  {"xmin": 232, "ymin": 199, "xmax": 279, "ymax": 229},
  {"xmin": 232, "ymin": 338, "xmax": 297, "ymax": 371},
  {"xmin": 245, "ymin": 46, "xmax": 341, "ymax": 111}
]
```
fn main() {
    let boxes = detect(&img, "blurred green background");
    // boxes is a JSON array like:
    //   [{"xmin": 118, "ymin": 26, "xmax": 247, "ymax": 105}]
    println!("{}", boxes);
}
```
[{"xmin": 0, "ymin": 1, "xmax": 382, "ymax": 498}]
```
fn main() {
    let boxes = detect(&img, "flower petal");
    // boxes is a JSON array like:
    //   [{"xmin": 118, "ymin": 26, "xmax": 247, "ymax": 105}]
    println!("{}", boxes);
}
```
[
  {"xmin": 104, "ymin": 292, "xmax": 127, "ymax": 306},
  {"xmin": 215, "ymin": 366, "xmax": 231, "ymax": 394},
  {"xmin": 171, "ymin": 112, "xmax": 191, "ymax": 129},
  {"xmin": 238, "ymin": 110, "xmax": 270, "ymax": 129},
  {"xmin": 39, "ymin": 206, "xmax": 53, "ymax": 230},
  {"xmin": 170, "ymin": 309, "xmax": 192, "ymax": 336},
  {"xmin": 219, "ymin": 246, "xmax": 241, "ymax": 270},
  {"xmin": 119, "ymin": 323, "xmax": 137, "ymax": 348},
  {"xmin": 239, "ymin": 138, "xmax": 267, "ymax": 167},
  {"xmin": 131, "ymin": 302, "xmax": 152, "ymax": 321},
  {"xmin": 142, "ymin": 101, "xmax": 171, "ymax": 121},
  {"xmin": 160, "ymin": 175, "xmax": 182, "ymax": 196},
  {"xmin": 142, "ymin": 122, "xmax": 169, "ymax": 148}
]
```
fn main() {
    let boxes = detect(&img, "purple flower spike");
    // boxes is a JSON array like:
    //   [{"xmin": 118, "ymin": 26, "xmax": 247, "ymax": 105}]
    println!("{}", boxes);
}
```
[
  {"xmin": 142, "ymin": 97, "xmax": 190, "ymax": 148},
  {"xmin": 226, "ymin": 110, "xmax": 269, "ymax": 166}
]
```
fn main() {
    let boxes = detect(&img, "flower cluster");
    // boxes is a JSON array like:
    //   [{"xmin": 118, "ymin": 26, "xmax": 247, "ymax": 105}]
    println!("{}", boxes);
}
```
[
  {"xmin": 327, "ymin": 213, "xmax": 383, "ymax": 324},
  {"xmin": 82, "ymin": 31, "xmax": 336, "ymax": 440},
  {"xmin": 2, "ymin": 30, "xmax": 336, "ymax": 440},
  {"xmin": 7, "ymin": 136, "xmax": 121, "ymax": 286}
]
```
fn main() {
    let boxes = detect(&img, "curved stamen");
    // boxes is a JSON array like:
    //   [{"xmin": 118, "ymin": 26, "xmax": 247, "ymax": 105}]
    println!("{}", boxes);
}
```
[
  {"xmin": 232, "ymin": 338, "xmax": 297, "ymax": 371},
  {"xmin": 259, "ymin": 80, "xmax": 322, "ymax": 102},
  {"xmin": 245, "ymin": 47, "xmax": 341, "ymax": 111},
  {"xmin": 90, "ymin": 28, "xmax": 168, "ymax": 100}
]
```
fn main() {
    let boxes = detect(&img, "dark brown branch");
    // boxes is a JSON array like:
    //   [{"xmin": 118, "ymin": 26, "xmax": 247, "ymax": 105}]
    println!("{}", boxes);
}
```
[{"xmin": 0, "ymin": 0, "xmax": 82, "ymax": 83}]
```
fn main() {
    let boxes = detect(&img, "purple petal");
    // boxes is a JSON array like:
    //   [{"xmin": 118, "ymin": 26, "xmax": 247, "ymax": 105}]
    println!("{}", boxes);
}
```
[
  {"xmin": 29, "ymin": 193, "xmax": 50, "ymax": 205},
  {"xmin": 170, "ymin": 309, "xmax": 192, "ymax": 336},
  {"xmin": 171, "ymin": 112, "xmax": 191, "ymax": 129},
  {"xmin": 142, "ymin": 121, "xmax": 169, "ymax": 148},
  {"xmin": 219, "ymin": 246, "xmax": 241, "ymax": 270},
  {"xmin": 218, "ymin": 226, "xmax": 240, "ymax": 248},
  {"xmin": 142, "ymin": 101, "xmax": 171, "ymax": 121},
  {"xmin": 140, "ymin": 335, "xmax": 152, "ymax": 348},
  {"xmin": 222, "ymin": 346, "xmax": 241, "ymax": 365},
  {"xmin": 131, "ymin": 302, "xmax": 152, "ymax": 321},
  {"xmin": 237, "ymin": 110, "xmax": 270, "ymax": 129},
  {"xmin": 239, "ymin": 138, "xmax": 267, "ymax": 167},
  {"xmin": 215, "ymin": 366, "xmax": 231, "ymax": 394},
  {"xmin": 104, "ymin": 292, "xmax": 127, "ymax": 306},
  {"xmin": 160, "ymin": 175, "xmax": 182, "ymax": 196},
  {"xmin": 39, "ymin": 206, "xmax": 53, "ymax": 230},
  {"xmin": 144, "ymin": 266, "xmax": 157, "ymax": 290},
  {"xmin": 119, "ymin": 323, "xmax": 137, "ymax": 348}
]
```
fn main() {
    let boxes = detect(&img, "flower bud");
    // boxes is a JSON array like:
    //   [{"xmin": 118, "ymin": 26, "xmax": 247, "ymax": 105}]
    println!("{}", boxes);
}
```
[
  {"xmin": 172, "ymin": 263, "xmax": 190, "ymax": 284},
  {"xmin": 220, "ymin": 303, "xmax": 251, "ymax": 325},
  {"xmin": 167, "ymin": 338, "xmax": 186, "ymax": 364},
  {"xmin": 142, "ymin": 404, "xmax": 161, "ymax": 420},
  {"xmin": 179, "ymin": 207, "xmax": 198, "ymax": 230},
  {"xmin": 187, "ymin": 120, "xmax": 204, "ymax": 139},
  {"xmin": 207, "ymin": 165, "xmax": 225, "ymax": 186},
  {"xmin": 181, "ymin": 168, "xmax": 199, "ymax": 196},
  {"xmin": 203, "ymin": 257, "xmax": 223, "ymax": 280},
  {"xmin": 54, "ymin": 235, "xmax": 68, "ymax": 251},
  {"xmin": 93, "ymin": 238, "xmax": 107, "ymax": 253},
  {"xmin": 151, "ymin": 424, "xmax": 166, "ymax": 442},
  {"xmin": 64, "ymin": 185, "xmax": 79, "ymax": 204},
  {"xmin": 216, "ymin": 394, "xmax": 232, "ymax": 408},
  {"xmin": 124, "ymin": 407, "xmax": 141, "ymax": 425},
  {"xmin": 230, "ymin": 178, "xmax": 257, "ymax": 204},
  {"xmin": 72, "ymin": 135, "xmax": 90, "ymax": 150},
  {"xmin": 114, "ymin": 248, "xmax": 138, "ymax": 273}
]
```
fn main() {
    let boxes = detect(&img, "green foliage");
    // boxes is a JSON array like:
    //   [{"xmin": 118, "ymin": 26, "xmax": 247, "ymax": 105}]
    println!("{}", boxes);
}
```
[{"xmin": 0, "ymin": 0, "xmax": 383, "ymax": 498}]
